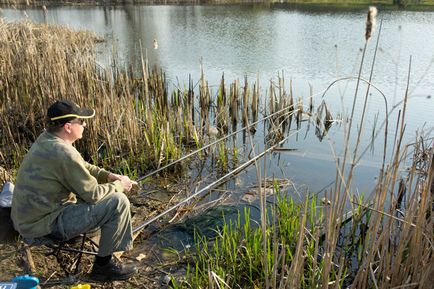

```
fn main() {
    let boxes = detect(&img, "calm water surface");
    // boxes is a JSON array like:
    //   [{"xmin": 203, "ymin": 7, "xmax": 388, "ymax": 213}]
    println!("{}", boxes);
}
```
[{"xmin": 2, "ymin": 5, "xmax": 434, "ymax": 196}]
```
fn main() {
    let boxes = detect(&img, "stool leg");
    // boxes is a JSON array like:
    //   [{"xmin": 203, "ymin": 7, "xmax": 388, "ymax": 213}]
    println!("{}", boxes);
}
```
[
  {"xmin": 51, "ymin": 242, "xmax": 70, "ymax": 275},
  {"xmin": 73, "ymin": 233, "xmax": 87, "ymax": 275}
]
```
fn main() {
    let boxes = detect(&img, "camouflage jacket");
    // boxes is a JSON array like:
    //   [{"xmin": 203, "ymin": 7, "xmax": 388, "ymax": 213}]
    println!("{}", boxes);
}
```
[{"xmin": 11, "ymin": 131, "xmax": 124, "ymax": 238}]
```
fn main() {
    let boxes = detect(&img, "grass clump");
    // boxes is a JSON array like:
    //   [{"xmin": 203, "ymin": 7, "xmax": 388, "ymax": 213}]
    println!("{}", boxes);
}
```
[{"xmin": 177, "ymin": 196, "xmax": 335, "ymax": 289}]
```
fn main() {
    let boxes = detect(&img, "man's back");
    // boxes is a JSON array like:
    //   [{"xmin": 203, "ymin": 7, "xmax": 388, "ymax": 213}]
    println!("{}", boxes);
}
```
[{"xmin": 11, "ymin": 130, "xmax": 78, "ymax": 238}]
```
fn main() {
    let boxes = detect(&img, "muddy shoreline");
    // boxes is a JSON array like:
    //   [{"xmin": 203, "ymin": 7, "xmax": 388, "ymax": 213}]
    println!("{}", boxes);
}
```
[{"xmin": 0, "ymin": 187, "xmax": 183, "ymax": 289}]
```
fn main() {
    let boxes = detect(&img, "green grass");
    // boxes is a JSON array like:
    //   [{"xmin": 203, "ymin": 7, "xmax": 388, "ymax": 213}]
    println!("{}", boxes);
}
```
[{"xmin": 174, "ymin": 195, "xmax": 339, "ymax": 288}]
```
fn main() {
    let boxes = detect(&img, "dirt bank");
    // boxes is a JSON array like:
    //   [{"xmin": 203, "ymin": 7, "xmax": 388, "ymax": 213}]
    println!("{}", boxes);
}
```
[{"xmin": 0, "ymin": 187, "xmax": 184, "ymax": 289}]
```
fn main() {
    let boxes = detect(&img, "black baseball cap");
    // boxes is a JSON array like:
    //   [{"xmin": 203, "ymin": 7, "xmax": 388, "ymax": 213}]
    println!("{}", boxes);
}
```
[{"xmin": 47, "ymin": 100, "xmax": 95, "ymax": 124}]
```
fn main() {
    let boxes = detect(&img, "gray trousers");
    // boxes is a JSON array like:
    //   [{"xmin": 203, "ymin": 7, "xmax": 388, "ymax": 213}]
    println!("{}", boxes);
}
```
[{"xmin": 51, "ymin": 192, "xmax": 133, "ymax": 257}]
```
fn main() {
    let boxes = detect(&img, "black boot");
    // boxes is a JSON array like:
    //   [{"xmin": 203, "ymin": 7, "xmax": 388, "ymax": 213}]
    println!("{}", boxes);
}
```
[{"xmin": 90, "ymin": 258, "xmax": 137, "ymax": 281}]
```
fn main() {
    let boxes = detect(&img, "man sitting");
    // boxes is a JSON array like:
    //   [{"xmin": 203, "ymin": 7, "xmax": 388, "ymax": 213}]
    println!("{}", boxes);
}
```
[{"xmin": 11, "ymin": 100, "xmax": 137, "ymax": 281}]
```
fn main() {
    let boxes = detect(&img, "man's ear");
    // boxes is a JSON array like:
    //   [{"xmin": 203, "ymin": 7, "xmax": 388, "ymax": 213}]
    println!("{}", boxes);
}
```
[{"xmin": 63, "ymin": 123, "xmax": 72, "ymax": 134}]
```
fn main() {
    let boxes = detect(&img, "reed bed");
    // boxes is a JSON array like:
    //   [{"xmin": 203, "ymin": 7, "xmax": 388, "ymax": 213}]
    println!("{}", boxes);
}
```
[
  {"xmin": 0, "ymin": 20, "xmax": 294, "ymax": 177},
  {"xmin": 0, "ymin": 19, "xmax": 198, "ymax": 174}
]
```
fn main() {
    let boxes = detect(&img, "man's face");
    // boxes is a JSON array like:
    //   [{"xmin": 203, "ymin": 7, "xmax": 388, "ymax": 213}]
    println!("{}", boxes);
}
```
[{"xmin": 65, "ymin": 118, "xmax": 86, "ymax": 141}]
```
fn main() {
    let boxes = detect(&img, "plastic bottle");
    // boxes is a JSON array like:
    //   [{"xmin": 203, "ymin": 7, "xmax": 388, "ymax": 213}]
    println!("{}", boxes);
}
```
[
  {"xmin": 10, "ymin": 275, "xmax": 39, "ymax": 289},
  {"xmin": 0, "ymin": 182, "xmax": 14, "ymax": 208}
]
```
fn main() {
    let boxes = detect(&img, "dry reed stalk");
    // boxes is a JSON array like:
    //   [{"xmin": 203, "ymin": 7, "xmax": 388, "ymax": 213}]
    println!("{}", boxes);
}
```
[
  {"xmin": 296, "ymin": 98, "xmax": 303, "ymax": 131},
  {"xmin": 332, "ymin": 8, "xmax": 378, "ymax": 239},
  {"xmin": 288, "ymin": 79, "xmax": 294, "ymax": 128},
  {"xmin": 346, "ymin": 20, "xmax": 383, "ymax": 209},
  {"xmin": 321, "ymin": 9, "xmax": 381, "ymax": 286},
  {"xmin": 252, "ymin": 80, "xmax": 259, "ymax": 122},
  {"xmin": 288, "ymin": 199, "xmax": 308, "ymax": 288},
  {"xmin": 199, "ymin": 66, "xmax": 211, "ymax": 132},
  {"xmin": 278, "ymin": 74, "xmax": 285, "ymax": 126},
  {"xmin": 242, "ymin": 76, "xmax": 249, "ymax": 128},
  {"xmin": 269, "ymin": 79, "xmax": 275, "ymax": 117},
  {"xmin": 216, "ymin": 75, "xmax": 228, "ymax": 133},
  {"xmin": 229, "ymin": 80, "xmax": 239, "ymax": 130}
]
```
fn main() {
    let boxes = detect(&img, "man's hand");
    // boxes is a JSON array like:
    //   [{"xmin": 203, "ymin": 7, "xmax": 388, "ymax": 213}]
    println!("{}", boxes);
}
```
[
  {"xmin": 107, "ymin": 173, "xmax": 123, "ymax": 182},
  {"xmin": 108, "ymin": 173, "xmax": 138, "ymax": 193}
]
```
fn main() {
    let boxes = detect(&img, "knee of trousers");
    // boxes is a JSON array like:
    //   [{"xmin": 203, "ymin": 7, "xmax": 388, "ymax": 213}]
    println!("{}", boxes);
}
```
[{"xmin": 107, "ymin": 191, "xmax": 131, "ymax": 213}]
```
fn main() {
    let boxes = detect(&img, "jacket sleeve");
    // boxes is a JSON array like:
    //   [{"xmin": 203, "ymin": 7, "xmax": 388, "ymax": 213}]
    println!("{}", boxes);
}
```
[
  {"xmin": 61, "ymin": 149, "xmax": 124, "ymax": 204},
  {"xmin": 84, "ymin": 162, "xmax": 111, "ymax": 183}
]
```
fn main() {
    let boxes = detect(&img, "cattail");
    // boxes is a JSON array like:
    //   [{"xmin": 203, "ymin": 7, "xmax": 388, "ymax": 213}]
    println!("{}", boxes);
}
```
[{"xmin": 365, "ymin": 6, "xmax": 378, "ymax": 40}]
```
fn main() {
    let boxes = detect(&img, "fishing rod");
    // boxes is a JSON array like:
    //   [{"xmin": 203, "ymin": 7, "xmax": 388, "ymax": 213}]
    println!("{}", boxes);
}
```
[
  {"xmin": 132, "ymin": 128, "xmax": 301, "ymax": 233},
  {"xmin": 135, "ymin": 105, "xmax": 300, "ymax": 183}
]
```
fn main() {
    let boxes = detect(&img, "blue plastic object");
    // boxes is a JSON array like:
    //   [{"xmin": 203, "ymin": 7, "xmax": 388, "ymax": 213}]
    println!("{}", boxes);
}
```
[
  {"xmin": 10, "ymin": 275, "xmax": 39, "ymax": 289},
  {"xmin": 0, "ymin": 282, "xmax": 17, "ymax": 289}
]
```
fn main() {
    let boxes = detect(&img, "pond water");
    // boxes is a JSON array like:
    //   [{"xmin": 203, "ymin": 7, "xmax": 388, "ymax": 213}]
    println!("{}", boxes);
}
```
[{"xmin": 2, "ymin": 4, "xmax": 434, "ymax": 199}]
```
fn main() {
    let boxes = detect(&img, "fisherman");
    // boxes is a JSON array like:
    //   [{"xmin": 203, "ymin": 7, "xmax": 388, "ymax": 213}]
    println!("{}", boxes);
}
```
[{"xmin": 11, "ymin": 100, "xmax": 137, "ymax": 281}]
